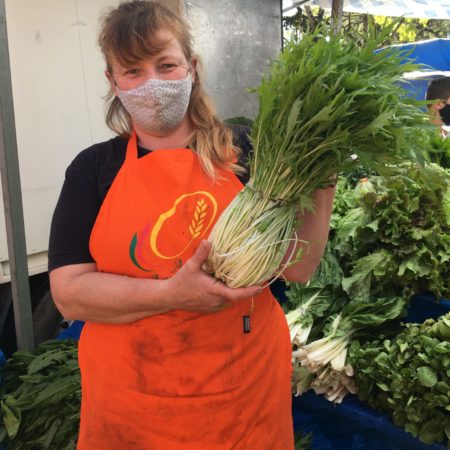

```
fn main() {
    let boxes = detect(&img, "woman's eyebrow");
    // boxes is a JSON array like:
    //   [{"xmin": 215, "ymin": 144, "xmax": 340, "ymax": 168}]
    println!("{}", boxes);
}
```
[{"xmin": 154, "ymin": 51, "xmax": 181, "ymax": 62}]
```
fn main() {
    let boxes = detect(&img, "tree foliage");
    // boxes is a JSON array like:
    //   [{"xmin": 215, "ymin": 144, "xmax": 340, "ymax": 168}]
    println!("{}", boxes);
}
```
[{"xmin": 283, "ymin": 6, "xmax": 450, "ymax": 45}]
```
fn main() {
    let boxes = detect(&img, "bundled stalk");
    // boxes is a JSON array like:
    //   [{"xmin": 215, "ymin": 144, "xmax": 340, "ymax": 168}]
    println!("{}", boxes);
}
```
[
  {"xmin": 290, "ymin": 296, "xmax": 406, "ymax": 403},
  {"xmin": 207, "ymin": 23, "xmax": 428, "ymax": 287}
]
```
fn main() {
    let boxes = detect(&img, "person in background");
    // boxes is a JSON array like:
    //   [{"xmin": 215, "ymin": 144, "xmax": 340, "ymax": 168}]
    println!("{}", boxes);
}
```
[
  {"xmin": 426, "ymin": 76, "xmax": 450, "ymax": 137},
  {"xmin": 48, "ymin": 1, "xmax": 335, "ymax": 448}
]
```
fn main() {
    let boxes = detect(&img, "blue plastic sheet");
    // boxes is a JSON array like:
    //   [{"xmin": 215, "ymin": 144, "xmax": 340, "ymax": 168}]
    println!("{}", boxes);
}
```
[
  {"xmin": 56, "ymin": 320, "xmax": 84, "ymax": 340},
  {"xmin": 293, "ymin": 294, "xmax": 450, "ymax": 450},
  {"xmin": 389, "ymin": 39, "xmax": 450, "ymax": 102},
  {"xmin": 393, "ymin": 39, "xmax": 450, "ymax": 72},
  {"xmin": 293, "ymin": 392, "xmax": 445, "ymax": 450}
]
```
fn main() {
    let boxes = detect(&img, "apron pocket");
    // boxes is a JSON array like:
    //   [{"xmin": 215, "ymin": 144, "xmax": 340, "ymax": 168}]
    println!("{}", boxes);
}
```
[{"xmin": 124, "ymin": 308, "xmax": 244, "ymax": 397}]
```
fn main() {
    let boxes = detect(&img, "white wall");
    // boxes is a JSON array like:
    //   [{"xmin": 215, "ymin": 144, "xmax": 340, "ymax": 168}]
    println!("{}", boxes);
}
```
[{"xmin": 0, "ymin": 0, "xmax": 116, "ymax": 281}]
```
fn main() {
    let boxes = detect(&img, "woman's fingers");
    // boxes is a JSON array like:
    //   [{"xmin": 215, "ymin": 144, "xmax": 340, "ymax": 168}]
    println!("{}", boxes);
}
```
[
  {"xmin": 213, "ymin": 282, "xmax": 263, "ymax": 302},
  {"xmin": 189, "ymin": 240, "xmax": 212, "ymax": 271},
  {"xmin": 166, "ymin": 240, "xmax": 264, "ymax": 312}
]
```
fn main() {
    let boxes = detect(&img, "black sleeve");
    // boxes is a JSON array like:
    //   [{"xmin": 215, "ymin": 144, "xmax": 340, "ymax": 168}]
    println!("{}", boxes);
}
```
[
  {"xmin": 48, "ymin": 151, "xmax": 100, "ymax": 271},
  {"xmin": 48, "ymin": 138, "xmax": 127, "ymax": 272},
  {"xmin": 230, "ymin": 124, "xmax": 253, "ymax": 185}
]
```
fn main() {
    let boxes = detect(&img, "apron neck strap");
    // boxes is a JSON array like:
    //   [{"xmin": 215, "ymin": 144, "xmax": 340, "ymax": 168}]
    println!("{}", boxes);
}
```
[{"xmin": 125, "ymin": 130, "xmax": 138, "ymax": 162}]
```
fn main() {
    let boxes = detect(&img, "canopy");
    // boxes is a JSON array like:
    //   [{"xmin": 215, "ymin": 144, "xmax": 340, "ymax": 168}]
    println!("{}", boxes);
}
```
[
  {"xmin": 389, "ymin": 38, "xmax": 450, "ymax": 100},
  {"xmin": 390, "ymin": 38, "xmax": 450, "ymax": 71},
  {"xmin": 284, "ymin": 0, "xmax": 450, "ymax": 20}
]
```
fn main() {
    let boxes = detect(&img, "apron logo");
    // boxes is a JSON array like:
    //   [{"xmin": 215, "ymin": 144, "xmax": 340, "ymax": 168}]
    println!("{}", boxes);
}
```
[{"xmin": 129, "ymin": 191, "xmax": 218, "ymax": 271}]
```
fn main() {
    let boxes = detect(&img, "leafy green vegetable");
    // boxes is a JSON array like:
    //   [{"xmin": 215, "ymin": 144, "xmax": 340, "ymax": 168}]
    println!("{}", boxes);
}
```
[
  {"xmin": 333, "ymin": 163, "xmax": 450, "ymax": 300},
  {"xmin": 294, "ymin": 430, "xmax": 312, "ymax": 450},
  {"xmin": 349, "ymin": 312, "xmax": 450, "ymax": 447},
  {"xmin": 287, "ymin": 162, "xmax": 450, "ymax": 407},
  {"xmin": 423, "ymin": 129, "xmax": 450, "ymax": 169},
  {"xmin": 0, "ymin": 339, "xmax": 80, "ymax": 449}
]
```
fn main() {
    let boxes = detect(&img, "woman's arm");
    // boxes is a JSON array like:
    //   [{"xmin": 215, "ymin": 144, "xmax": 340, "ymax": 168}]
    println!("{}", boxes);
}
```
[
  {"xmin": 281, "ymin": 184, "xmax": 336, "ymax": 283},
  {"xmin": 50, "ymin": 241, "xmax": 262, "ymax": 324}
]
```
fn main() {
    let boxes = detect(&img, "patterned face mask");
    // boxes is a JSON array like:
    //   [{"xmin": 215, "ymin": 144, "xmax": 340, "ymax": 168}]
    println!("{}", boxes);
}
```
[{"xmin": 117, "ymin": 73, "xmax": 192, "ymax": 134}]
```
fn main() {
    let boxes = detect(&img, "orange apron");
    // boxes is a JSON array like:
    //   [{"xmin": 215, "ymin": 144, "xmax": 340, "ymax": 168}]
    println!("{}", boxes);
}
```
[{"xmin": 77, "ymin": 132, "xmax": 294, "ymax": 449}]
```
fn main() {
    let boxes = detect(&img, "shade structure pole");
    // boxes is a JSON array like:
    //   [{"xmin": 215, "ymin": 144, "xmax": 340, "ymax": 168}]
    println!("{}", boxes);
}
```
[{"xmin": 0, "ymin": 0, "xmax": 34, "ymax": 350}]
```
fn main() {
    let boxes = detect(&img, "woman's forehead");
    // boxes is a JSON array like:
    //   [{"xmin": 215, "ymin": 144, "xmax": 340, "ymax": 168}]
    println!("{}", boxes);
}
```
[{"xmin": 109, "ymin": 28, "xmax": 185, "ymax": 68}]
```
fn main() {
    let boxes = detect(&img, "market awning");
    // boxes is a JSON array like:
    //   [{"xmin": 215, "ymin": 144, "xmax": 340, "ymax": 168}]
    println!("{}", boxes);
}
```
[
  {"xmin": 284, "ymin": 0, "xmax": 450, "ymax": 20},
  {"xmin": 389, "ymin": 38, "xmax": 450, "ymax": 100}
]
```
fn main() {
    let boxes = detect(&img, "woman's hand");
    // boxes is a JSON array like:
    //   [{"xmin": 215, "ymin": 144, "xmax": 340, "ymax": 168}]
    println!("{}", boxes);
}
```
[{"xmin": 165, "ymin": 241, "xmax": 263, "ymax": 313}]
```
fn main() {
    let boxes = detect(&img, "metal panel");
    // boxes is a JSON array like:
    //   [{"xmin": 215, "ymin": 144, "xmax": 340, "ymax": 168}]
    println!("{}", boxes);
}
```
[
  {"xmin": 186, "ymin": 0, "xmax": 282, "ymax": 120},
  {"xmin": 0, "ymin": 0, "xmax": 115, "ymax": 271}
]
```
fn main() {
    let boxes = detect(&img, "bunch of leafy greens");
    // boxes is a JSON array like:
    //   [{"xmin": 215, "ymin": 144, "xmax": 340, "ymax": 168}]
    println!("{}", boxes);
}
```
[
  {"xmin": 333, "ymin": 163, "xmax": 450, "ymax": 301},
  {"xmin": 206, "ymin": 20, "xmax": 431, "ymax": 288},
  {"xmin": 287, "ymin": 241, "xmax": 407, "ymax": 402},
  {"xmin": 285, "ymin": 245, "xmax": 346, "ymax": 347},
  {"xmin": 0, "ymin": 339, "xmax": 80, "ymax": 449},
  {"xmin": 349, "ymin": 312, "xmax": 450, "ymax": 448}
]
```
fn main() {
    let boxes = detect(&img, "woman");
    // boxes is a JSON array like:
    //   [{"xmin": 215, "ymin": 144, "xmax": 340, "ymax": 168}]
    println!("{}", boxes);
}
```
[{"xmin": 49, "ymin": 1, "xmax": 335, "ymax": 448}]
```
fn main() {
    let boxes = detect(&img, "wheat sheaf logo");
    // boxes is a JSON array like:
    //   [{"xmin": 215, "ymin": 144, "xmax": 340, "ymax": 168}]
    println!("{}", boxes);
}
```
[
  {"xmin": 189, "ymin": 198, "xmax": 208, "ymax": 238},
  {"xmin": 129, "ymin": 191, "xmax": 218, "ymax": 270}
]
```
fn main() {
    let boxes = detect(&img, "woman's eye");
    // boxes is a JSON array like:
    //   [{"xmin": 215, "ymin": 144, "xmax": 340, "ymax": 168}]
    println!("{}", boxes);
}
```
[
  {"xmin": 159, "ymin": 63, "xmax": 177, "ymax": 72},
  {"xmin": 125, "ymin": 69, "xmax": 139, "ymax": 76}
]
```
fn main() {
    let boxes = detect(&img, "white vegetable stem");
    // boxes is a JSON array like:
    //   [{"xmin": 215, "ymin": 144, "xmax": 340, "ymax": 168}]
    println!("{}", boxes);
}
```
[
  {"xmin": 207, "ymin": 185, "xmax": 299, "ymax": 287},
  {"xmin": 286, "ymin": 291, "xmax": 323, "ymax": 346}
]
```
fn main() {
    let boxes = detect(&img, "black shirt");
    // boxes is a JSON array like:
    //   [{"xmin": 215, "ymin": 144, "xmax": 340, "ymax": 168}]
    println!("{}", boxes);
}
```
[{"xmin": 48, "ymin": 125, "xmax": 252, "ymax": 272}]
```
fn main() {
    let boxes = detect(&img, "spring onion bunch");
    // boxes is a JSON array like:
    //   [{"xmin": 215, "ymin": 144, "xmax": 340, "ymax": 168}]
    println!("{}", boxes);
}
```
[{"xmin": 206, "ymin": 23, "xmax": 428, "ymax": 287}]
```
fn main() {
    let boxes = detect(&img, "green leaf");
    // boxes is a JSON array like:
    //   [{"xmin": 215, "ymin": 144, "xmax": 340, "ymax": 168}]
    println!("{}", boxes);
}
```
[
  {"xmin": 1, "ymin": 399, "xmax": 21, "ymax": 438},
  {"xmin": 416, "ymin": 367, "xmax": 438, "ymax": 388},
  {"xmin": 376, "ymin": 383, "xmax": 390, "ymax": 392},
  {"xmin": 341, "ymin": 251, "xmax": 388, "ymax": 302},
  {"xmin": 418, "ymin": 418, "xmax": 444, "ymax": 445},
  {"xmin": 27, "ymin": 349, "xmax": 69, "ymax": 375}
]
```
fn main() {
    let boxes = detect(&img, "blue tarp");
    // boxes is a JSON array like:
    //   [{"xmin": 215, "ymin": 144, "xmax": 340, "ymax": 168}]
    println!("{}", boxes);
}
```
[
  {"xmin": 389, "ymin": 39, "xmax": 450, "ymax": 101},
  {"xmin": 56, "ymin": 320, "xmax": 84, "ymax": 341},
  {"xmin": 293, "ymin": 392, "xmax": 446, "ymax": 450},
  {"xmin": 392, "ymin": 39, "xmax": 450, "ymax": 72}
]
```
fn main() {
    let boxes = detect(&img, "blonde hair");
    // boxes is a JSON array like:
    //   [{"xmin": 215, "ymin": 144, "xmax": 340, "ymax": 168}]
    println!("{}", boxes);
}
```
[{"xmin": 98, "ymin": 0, "xmax": 241, "ymax": 178}]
